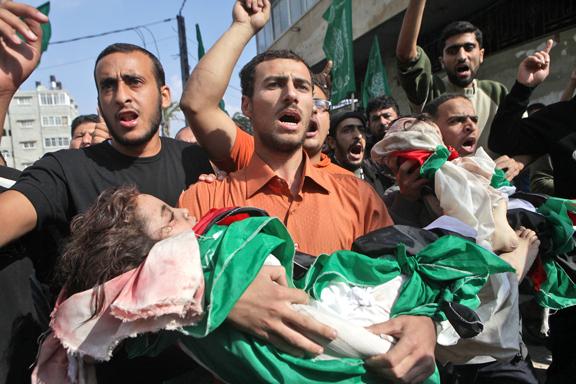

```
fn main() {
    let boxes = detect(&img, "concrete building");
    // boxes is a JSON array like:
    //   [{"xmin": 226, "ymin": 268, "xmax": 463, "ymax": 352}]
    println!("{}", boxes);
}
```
[
  {"xmin": 1, "ymin": 75, "xmax": 78, "ymax": 170},
  {"xmin": 257, "ymin": 0, "xmax": 576, "ymax": 111}
]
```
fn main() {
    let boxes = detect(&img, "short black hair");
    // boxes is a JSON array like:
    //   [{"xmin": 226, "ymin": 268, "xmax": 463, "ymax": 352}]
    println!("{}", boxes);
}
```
[
  {"xmin": 70, "ymin": 114, "xmax": 100, "ymax": 136},
  {"xmin": 239, "ymin": 50, "xmax": 312, "ymax": 97},
  {"xmin": 527, "ymin": 103, "xmax": 546, "ymax": 116},
  {"xmin": 94, "ymin": 43, "xmax": 166, "ymax": 88},
  {"xmin": 440, "ymin": 21, "xmax": 483, "ymax": 51},
  {"xmin": 423, "ymin": 93, "xmax": 470, "ymax": 118},
  {"xmin": 366, "ymin": 95, "xmax": 400, "ymax": 117},
  {"xmin": 329, "ymin": 110, "xmax": 366, "ymax": 137}
]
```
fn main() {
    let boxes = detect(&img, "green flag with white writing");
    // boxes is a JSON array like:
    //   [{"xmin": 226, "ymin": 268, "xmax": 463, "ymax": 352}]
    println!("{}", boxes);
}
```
[
  {"xmin": 362, "ymin": 36, "xmax": 389, "ymax": 109},
  {"xmin": 322, "ymin": 0, "xmax": 355, "ymax": 104}
]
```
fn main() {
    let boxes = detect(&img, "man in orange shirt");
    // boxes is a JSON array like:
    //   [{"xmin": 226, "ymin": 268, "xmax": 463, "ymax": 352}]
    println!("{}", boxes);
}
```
[
  {"xmin": 178, "ymin": 2, "xmax": 437, "ymax": 383},
  {"xmin": 181, "ymin": 16, "xmax": 346, "ymax": 177}
]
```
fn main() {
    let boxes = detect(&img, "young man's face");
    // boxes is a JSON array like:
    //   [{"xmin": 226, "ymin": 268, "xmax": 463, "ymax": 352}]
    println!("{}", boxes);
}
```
[
  {"xmin": 367, "ymin": 107, "xmax": 398, "ymax": 141},
  {"xmin": 304, "ymin": 86, "xmax": 330, "ymax": 158},
  {"xmin": 434, "ymin": 97, "xmax": 479, "ymax": 156},
  {"xmin": 329, "ymin": 117, "xmax": 366, "ymax": 171},
  {"xmin": 242, "ymin": 58, "xmax": 313, "ymax": 154},
  {"xmin": 440, "ymin": 32, "xmax": 484, "ymax": 88},
  {"xmin": 95, "ymin": 51, "xmax": 171, "ymax": 150}
]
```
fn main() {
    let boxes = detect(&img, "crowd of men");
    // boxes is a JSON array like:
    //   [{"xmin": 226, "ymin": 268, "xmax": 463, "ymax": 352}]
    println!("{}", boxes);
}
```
[{"xmin": 0, "ymin": 0, "xmax": 575, "ymax": 383}]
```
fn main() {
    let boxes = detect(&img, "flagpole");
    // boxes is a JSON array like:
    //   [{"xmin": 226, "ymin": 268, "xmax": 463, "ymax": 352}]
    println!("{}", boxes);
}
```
[{"xmin": 351, "ymin": 93, "xmax": 356, "ymax": 111}]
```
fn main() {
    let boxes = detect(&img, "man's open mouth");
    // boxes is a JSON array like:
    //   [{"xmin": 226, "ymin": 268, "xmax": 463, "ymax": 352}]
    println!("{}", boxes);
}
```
[
  {"xmin": 347, "ymin": 141, "xmax": 364, "ymax": 161},
  {"xmin": 456, "ymin": 64, "xmax": 471, "ymax": 77},
  {"xmin": 278, "ymin": 109, "xmax": 301, "ymax": 130},
  {"xmin": 117, "ymin": 110, "xmax": 139, "ymax": 128},
  {"xmin": 461, "ymin": 137, "xmax": 477, "ymax": 153},
  {"xmin": 306, "ymin": 119, "xmax": 319, "ymax": 138}
]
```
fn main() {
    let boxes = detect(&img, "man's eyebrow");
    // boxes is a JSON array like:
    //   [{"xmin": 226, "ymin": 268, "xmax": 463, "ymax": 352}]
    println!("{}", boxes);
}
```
[
  {"xmin": 263, "ymin": 74, "xmax": 312, "ymax": 87},
  {"xmin": 262, "ymin": 75, "xmax": 289, "ymax": 82},
  {"xmin": 121, "ymin": 73, "xmax": 143, "ymax": 81},
  {"xmin": 445, "ymin": 42, "xmax": 476, "ymax": 51}
]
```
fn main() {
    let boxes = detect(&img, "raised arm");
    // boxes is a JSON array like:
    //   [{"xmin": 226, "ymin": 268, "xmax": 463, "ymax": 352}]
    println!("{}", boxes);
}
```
[
  {"xmin": 0, "ymin": 2, "xmax": 48, "ymax": 248},
  {"xmin": 179, "ymin": 0, "xmax": 270, "ymax": 162},
  {"xmin": 489, "ymin": 40, "xmax": 552, "ymax": 155},
  {"xmin": 396, "ymin": 0, "xmax": 426, "ymax": 63},
  {"xmin": 0, "ymin": 1, "xmax": 48, "ymax": 139}
]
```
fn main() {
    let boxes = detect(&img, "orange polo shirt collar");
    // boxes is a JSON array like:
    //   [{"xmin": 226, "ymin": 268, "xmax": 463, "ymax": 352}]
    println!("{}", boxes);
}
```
[{"xmin": 244, "ymin": 151, "xmax": 331, "ymax": 199}]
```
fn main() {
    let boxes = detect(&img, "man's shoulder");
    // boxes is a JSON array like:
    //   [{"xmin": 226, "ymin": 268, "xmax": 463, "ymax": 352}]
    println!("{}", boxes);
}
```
[
  {"xmin": 0, "ymin": 165, "xmax": 20, "ymax": 191},
  {"xmin": 161, "ymin": 136, "xmax": 202, "ymax": 153},
  {"xmin": 477, "ymin": 79, "xmax": 508, "ymax": 102},
  {"xmin": 161, "ymin": 137, "xmax": 210, "ymax": 161}
]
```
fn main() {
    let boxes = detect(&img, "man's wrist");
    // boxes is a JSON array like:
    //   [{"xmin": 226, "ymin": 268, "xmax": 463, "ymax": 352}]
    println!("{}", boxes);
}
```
[{"xmin": 230, "ymin": 21, "xmax": 260, "ymax": 40}]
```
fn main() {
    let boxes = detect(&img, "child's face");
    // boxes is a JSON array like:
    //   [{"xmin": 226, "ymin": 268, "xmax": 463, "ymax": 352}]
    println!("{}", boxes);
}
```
[{"xmin": 135, "ymin": 194, "xmax": 196, "ymax": 240}]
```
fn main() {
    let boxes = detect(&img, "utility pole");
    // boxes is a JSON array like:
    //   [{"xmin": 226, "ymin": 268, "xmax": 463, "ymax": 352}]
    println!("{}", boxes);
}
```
[{"xmin": 177, "ymin": 14, "xmax": 190, "ymax": 88}]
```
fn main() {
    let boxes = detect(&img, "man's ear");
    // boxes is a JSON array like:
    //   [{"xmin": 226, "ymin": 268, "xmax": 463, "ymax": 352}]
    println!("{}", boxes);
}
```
[
  {"xmin": 439, "ymin": 56, "xmax": 445, "ymax": 70},
  {"xmin": 241, "ymin": 95, "xmax": 252, "ymax": 118},
  {"xmin": 160, "ymin": 85, "xmax": 172, "ymax": 108},
  {"xmin": 479, "ymin": 48, "xmax": 485, "ymax": 64}
]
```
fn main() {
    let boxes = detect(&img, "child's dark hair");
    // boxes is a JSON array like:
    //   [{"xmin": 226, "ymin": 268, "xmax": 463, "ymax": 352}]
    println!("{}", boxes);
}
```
[{"xmin": 55, "ymin": 186, "xmax": 156, "ymax": 318}]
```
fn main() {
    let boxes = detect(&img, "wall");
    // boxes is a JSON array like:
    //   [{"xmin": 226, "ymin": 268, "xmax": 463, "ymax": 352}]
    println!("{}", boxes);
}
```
[{"xmin": 268, "ymin": 0, "xmax": 408, "ymax": 65}]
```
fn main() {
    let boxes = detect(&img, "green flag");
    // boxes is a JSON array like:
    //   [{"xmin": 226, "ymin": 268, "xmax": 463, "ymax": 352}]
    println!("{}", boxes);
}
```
[
  {"xmin": 37, "ymin": 2, "xmax": 51, "ymax": 52},
  {"xmin": 195, "ymin": 23, "xmax": 205, "ymax": 58},
  {"xmin": 322, "ymin": 0, "xmax": 355, "ymax": 104},
  {"xmin": 196, "ymin": 23, "xmax": 226, "ymax": 112},
  {"xmin": 18, "ymin": 2, "xmax": 50, "ymax": 53},
  {"xmin": 362, "ymin": 35, "xmax": 390, "ymax": 109}
]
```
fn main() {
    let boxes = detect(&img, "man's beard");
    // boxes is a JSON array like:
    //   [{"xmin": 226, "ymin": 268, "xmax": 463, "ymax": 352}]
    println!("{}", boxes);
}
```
[
  {"xmin": 446, "ymin": 68, "xmax": 476, "ymax": 88},
  {"xmin": 258, "ymin": 129, "xmax": 306, "ymax": 154},
  {"xmin": 104, "ymin": 105, "xmax": 162, "ymax": 148}
]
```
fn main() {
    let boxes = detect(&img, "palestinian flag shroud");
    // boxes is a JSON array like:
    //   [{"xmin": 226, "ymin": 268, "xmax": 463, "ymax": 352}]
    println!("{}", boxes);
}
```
[
  {"xmin": 527, "ymin": 197, "xmax": 576, "ymax": 309},
  {"xmin": 126, "ymin": 214, "xmax": 512, "ymax": 384}
]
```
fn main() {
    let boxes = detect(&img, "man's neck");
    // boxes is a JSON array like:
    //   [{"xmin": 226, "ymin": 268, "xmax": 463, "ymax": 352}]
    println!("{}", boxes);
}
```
[
  {"xmin": 307, "ymin": 150, "xmax": 322, "ymax": 165},
  {"xmin": 255, "ymin": 145, "xmax": 305, "ymax": 197},
  {"xmin": 333, "ymin": 155, "xmax": 362, "ymax": 174},
  {"xmin": 111, "ymin": 136, "xmax": 162, "ymax": 158}
]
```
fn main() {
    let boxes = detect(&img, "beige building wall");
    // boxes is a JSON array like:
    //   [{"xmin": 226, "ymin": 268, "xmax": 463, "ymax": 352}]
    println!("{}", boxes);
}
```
[{"xmin": 267, "ymin": 0, "xmax": 408, "ymax": 66}]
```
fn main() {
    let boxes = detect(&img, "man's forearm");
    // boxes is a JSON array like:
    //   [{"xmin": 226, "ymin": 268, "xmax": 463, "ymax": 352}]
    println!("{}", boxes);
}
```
[
  {"xmin": 181, "ymin": 23, "xmax": 255, "ymax": 116},
  {"xmin": 560, "ymin": 78, "xmax": 576, "ymax": 102},
  {"xmin": 396, "ymin": 0, "xmax": 426, "ymax": 62},
  {"xmin": 488, "ymin": 82, "xmax": 533, "ymax": 154}
]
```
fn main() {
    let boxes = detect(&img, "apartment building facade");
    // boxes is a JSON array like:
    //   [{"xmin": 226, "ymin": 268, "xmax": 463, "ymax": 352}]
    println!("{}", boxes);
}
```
[{"xmin": 1, "ymin": 75, "xmax": 78, "ymax": 170}]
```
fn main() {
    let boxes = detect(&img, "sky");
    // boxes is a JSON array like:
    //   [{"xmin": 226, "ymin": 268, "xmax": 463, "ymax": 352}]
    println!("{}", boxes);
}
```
[{"xmin": 21, "ymin": 0, "xmax": 256, "ymax": 136}]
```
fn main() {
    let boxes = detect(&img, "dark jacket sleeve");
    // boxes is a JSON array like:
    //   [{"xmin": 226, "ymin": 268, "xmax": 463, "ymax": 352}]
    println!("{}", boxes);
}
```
[{"xmin": 488, "ymin": 81, "xmax": 547, "ymax": 156}]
